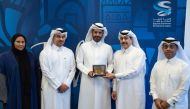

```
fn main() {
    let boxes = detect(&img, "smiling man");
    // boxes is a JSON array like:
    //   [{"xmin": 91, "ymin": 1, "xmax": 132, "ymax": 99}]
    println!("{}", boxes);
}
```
[
  {"xmin": 150, "ymin": 37, "xmax": 190, "ymax": 109},
  {"xmin": 76, "ymin": 23, "xmax": 113, "ymax": 109},
  {"xmin": 40, "ymin": 28, "xmax": 76, "ymax": 109},
  {"xmin": 104, "ymin": 30, "xmax": 146, "ymax": 109}
]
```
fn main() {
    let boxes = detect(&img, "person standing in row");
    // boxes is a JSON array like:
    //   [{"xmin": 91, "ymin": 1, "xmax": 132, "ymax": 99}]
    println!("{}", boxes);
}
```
[
  {"xmin": 0, "ymin": 33, "xmax": 39, "ymax": 109},
  {"xmin": 40, "ymin": 28, "xmax": 76, "ymax": 109},
  {"xmin": 105, "ymin": 30, "xmax": 146, "ymax": 109},
  {"xmin": 150, "ymin": 37, "xmax": 190, "ymax": 109},
  {"xmin": 76, "ymin": 23, "xmax": 113, "ymax": 109}
]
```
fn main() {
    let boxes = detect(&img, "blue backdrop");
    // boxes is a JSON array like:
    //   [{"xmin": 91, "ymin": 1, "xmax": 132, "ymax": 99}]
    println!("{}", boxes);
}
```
[{"xmin": 0, "ymin": 0, "xmax": 187, "ymax": 109}]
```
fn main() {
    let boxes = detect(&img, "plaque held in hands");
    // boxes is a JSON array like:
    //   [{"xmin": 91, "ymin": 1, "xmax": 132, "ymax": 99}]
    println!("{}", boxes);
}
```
[{"xmin": 92, "ymin": 65, "xmax": 106, "ymax": 76}]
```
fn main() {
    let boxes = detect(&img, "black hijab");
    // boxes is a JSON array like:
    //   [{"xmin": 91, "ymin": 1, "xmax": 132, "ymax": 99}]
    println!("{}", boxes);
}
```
[
  {"xmin": 11, "ymin": 33, "xmax": 27, "ymax": 54},
  {"xmin": 11, "ymin": 33, "xmax": 31, "ymax": 109}
]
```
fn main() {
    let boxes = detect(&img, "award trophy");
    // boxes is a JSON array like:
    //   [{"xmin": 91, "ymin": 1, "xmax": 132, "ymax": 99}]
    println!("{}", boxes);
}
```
[{"xmin": 92, "ymin": 65, "xmax": 106, "ymax": 77}]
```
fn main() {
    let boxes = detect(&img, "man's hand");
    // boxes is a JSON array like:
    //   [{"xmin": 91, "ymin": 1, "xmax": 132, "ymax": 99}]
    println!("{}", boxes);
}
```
[
  {"xmin": 161, "ymin": 100, "xmax": 170, "ymax": 109},
  {"xmin": 112, "ymin": 91, "xmax": 117, "ymax": 100},
  {"xmin": 58, "ymin": 83, "xmax": 69, "ymax": 93},
  {"xmin": 154, "ymin": 98, "xmax": 163, "ymax": 109},
  {"xmin": 88, "ymin": 71, "xmax": 94, "ymax": 78},
  {"xmin": 103, "ymin": 73, "xmax": 115, "ymax": 79}
]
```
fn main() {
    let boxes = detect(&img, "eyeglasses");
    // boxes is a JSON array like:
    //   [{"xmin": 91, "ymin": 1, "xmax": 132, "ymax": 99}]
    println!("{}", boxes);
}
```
[{"xmin": 162, "ymin": 43, "xmax": 177, "ymax": 49}]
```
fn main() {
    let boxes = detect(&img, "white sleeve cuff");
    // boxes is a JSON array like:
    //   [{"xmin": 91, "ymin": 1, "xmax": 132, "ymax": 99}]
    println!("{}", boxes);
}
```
[
  {"xmin": 115, "ymin": 73, "xmax": 125, "ymax": 78},
  {"xmin": 167, "ymin": 98, "xmax": 175, "ymax": 106},
  {"xmin": 64, "ymin": 80, "xmax": 71, "ymax": 88},
  {"xmin": 153, "ymin": 94, "xmax": 158, "ymax": 100},
  {"xmin": 53, "ymin": 81, "xmax": 62, "ymax": 90}
]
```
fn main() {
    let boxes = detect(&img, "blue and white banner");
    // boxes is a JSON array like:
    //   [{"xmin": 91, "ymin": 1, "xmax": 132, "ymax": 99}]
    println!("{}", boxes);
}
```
[{"xmin": 184, "ymin": 0, "xmax": 190, "ymax": 59}]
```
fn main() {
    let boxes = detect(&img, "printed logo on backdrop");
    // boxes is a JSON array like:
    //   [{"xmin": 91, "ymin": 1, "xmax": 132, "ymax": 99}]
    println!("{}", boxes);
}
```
[
  {"xmin": 100, "ymin": 0, "xmax": 132, "ymax": 43},
  {"xmin": 149, "ymin": 0, "xmax": 176, "ymax": 31},
  {"xmin": 154, "ymin": 1, "xmax": 171, "ymax": 17}
]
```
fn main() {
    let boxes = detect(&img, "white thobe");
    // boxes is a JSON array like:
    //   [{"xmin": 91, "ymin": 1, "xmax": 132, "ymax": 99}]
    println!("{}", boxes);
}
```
[
  {"xmin": 40, "ymin": 45, "xmax": 76, "ymax": 109},
  {"xmin": 76, "ymin": 40, "xmax": 113, "ymax": 109},
  {"xmin": 150, "ymin": 57, "xmax": 190, "ymax": 109},
  {"xmin": 113, "ymin": 45, "xmax": 146, "ymax": 109}
]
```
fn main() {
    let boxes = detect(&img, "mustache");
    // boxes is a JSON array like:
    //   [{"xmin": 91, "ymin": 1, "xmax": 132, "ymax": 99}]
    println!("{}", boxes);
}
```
[
  {"xmin": 121, "ymin": 42, "xmax": 127, "ymax": 44},
  {"xmin": 94, "ymin": 35, "xmax": 102, "ymax": 38}
]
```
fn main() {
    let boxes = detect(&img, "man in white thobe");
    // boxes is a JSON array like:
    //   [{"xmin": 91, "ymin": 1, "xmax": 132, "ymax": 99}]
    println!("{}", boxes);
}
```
[
  {"xmin": 40, "ymin": 28, "xmax": 76, "ymax": 109},
  {"xmin": 105, "ymin": 30, "xmax": 146, "ymax": 109},
  {"xmin": 150, "ymin": 37, "xmax": 190, "ymax": 109},
  {"xmin": 76, "ymin": 23, "xmax": 113, "ymax": 109}
]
